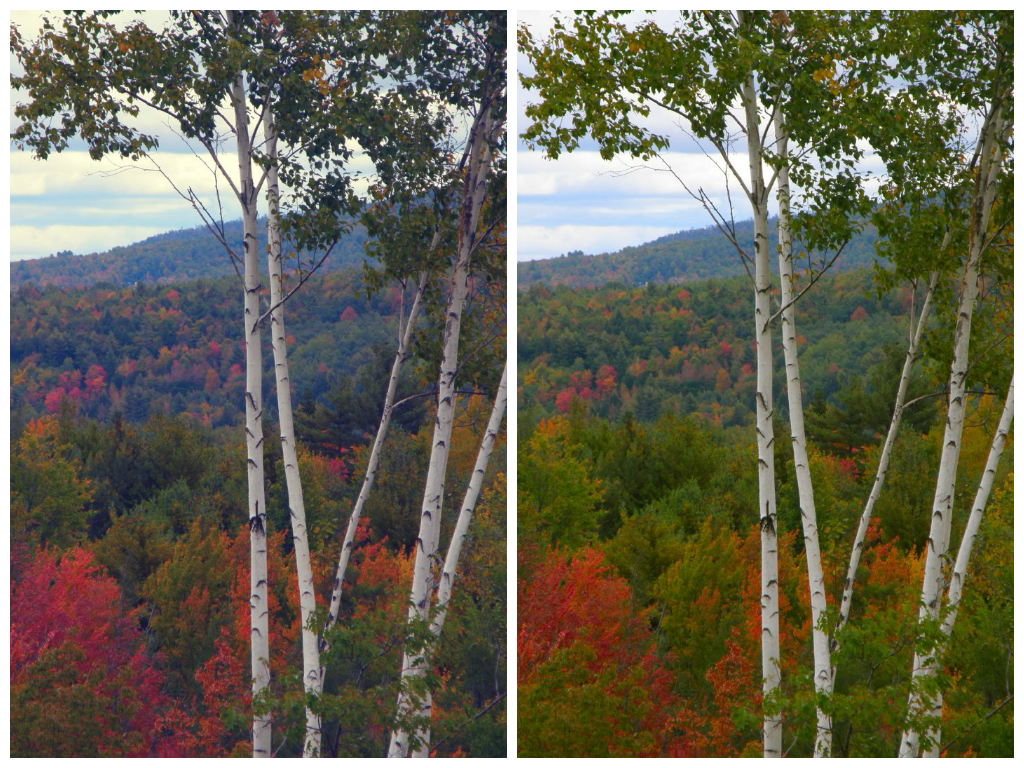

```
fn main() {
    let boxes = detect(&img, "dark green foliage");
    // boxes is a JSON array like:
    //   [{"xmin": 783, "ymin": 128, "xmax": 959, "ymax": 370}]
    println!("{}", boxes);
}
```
[
  {"xmin": 10, "ymin": 217, "xmax": 370, "ymax": 291},
  {"xmin": 518, "ymin": 218, "xmax": 880, "ymax": 292}
]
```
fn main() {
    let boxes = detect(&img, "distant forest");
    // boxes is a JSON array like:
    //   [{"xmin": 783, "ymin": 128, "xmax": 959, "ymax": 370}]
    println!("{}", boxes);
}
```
[{"xmin": 517, "ymin": 218, "xmax": 879, "ymax": 291}]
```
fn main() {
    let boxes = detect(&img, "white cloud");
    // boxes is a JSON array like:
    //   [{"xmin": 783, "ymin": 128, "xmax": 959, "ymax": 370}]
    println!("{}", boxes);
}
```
[
  {"xmin": 10, "ymin": 223, "xmax": 170, "ymax": 261},
  {"xmin": 517, "ymin": 149, "xmax": 762, "ymax": 202},
  {"xmin": 517, "ymin": 223, "xmax": 681, "ymax": 263}
]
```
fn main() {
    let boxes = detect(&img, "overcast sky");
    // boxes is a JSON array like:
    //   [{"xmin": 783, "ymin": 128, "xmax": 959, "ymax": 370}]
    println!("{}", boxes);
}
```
[
  {"xmin": 8, "ymin": 10, "xmax": 376, "ymax": 263},
  {"xmin": 515, "ymin": 11, "xmax": 769, "ymax": 262}
]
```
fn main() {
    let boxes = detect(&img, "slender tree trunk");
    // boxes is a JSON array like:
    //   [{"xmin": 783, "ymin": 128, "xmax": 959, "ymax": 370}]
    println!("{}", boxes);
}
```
[
  {"xmin": 388, "ymin": 105, "xmax": 496, "ymax": 759},
  {"xmin": 263, "ymin": 108, "xmax": 321, "ymax": 757},
  {"xmin": 736, "ymin": 26, "xmax": 781, "ymax": 756},
  {"xmin": 833, "ymin": 269, "xmax": 939, "ymax": 660},
  {"xmin": 227, "ymin": 33, "xmax": 271, "ymax": 757},
  {"xmin": 916, "ymin": 376, "xmax": 1013, "ymax": 758},
  {"xmin": 773, "ymin": 111, "xmax": 831, "ymax": 757},
  {"xmin": 322, "ymin": 264, "xmax": 432, "ymax": 643},
  {"xmin": 408, "ymin": 364, "xmax": 508, "ymax": 758},
  {"xmin": 899, "ymin": 104, "xmax": 1006, "ymax": 758}
]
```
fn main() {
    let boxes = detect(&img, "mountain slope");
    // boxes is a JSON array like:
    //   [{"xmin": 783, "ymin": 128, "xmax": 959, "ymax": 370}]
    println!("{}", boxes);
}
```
[
  {"xmin": 517, "ymin": 218, "xmax": 879, "ymax": 291},
  {"xmin": 11, "ymin": 217, "xmax": 369, "ymax": 291}
]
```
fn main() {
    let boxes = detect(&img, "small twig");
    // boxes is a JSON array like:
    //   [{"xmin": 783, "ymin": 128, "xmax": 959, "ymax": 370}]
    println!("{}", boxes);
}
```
[
  {"xmin": 252, "ymin": 240, "xmax": 338, "ymax": 332},
  {"xmin": 763, "ymin": 239, "xmax": 849, "ymax": 332},
  {"xmin": 939, "ymin": 695, "xmax": 1013, "ymax": 754},
  {"xmin": 427, "ymin": 692, "xmax": 507, "ymax": 754}
]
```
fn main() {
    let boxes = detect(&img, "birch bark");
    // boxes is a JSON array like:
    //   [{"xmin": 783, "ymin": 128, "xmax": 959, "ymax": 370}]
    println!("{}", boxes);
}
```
[
  {"xmin": 773, "ymin": 111, "xmax": 831, "ymax": 757},
  {"xmin": 736, "ymin": 25, "xmax": 781, "ymax": 755},
  {"xmin": 916, "ymin": 376, "xmax": 1013, "ymax": 758},
  {"xmin": 226, "ymin": 28, "xmax": 271, "ymax": 755},
  {"xmin": 323, "ymin": 264, "xmax": 433, "ymax": 643},
  {"xmin": 407, "ymin": 364, "xmax": 508, "ymax": 758},
  {"xmin": 833, "ymin": 269, "xmax": 939, "ymax": 657},
  {"xmin": 899, "ymin": 104, "xmax": 1007, "ymax": 758},
  {"xmin": 263, "ymin": 109, "xmax": 321, "ymax": 757},
  {"xmin": 388, "ymin": 104, "xmax": 496, "ymax": 759}
]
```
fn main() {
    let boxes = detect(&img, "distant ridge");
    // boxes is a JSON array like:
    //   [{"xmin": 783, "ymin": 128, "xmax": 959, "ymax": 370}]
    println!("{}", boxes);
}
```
[
  {"xmin": 11, "ymin": 217, "xmax": 369, "ymax": 291},
  {"xmin": 517, "ymin": 217, "xmax": 879, "ymax": 291}
]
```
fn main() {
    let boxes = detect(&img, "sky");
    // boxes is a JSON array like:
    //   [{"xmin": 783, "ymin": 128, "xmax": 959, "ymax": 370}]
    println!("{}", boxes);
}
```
[
  {"xmin": 515, "ymin": 11, "xmax": 777, "ymax": 262},
  {"xmin": 9, "ymin": 12, "xmax": 214, "ymax": 261},
  {"xmin": 7, "ymin": 11, "xmax": 375, "ymax": 263}
]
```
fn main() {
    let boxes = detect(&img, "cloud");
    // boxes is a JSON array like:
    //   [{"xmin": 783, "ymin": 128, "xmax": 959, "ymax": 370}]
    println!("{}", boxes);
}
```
[
  {"xmin": 10, "ymin": 223, "xmax": 171, "ymax": 262},
  {"xmin": 517, "ymin": 223, "xmax": 682, "ymax": 263}
]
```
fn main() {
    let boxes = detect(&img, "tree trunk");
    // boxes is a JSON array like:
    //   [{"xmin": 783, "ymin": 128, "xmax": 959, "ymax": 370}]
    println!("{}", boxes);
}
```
[
  {"xmin": 227, "ymin": 34, "xmax": 271, "ymax": 757},
  {"xmin": 322, "ymin": 265, "xmax": 432, "ymax": 643},
  {"xmin": 773, "ymin": 111, "xmax": 831, "ymax": 757},
  {"xmin": 916, "ymin": 376, "xmax": 1013, "ymax": 758},
  {"xmin": 263, "ymin": 108, "xmax": 321, "ymax": 757},
  {"xmin": 899, "ymin": 103, "xmax": 1007, "ymax": 759},
  {"xmin": 833, "ymin": 269, "xmax": 939, "ymax": 659},
  {"xmin": 388, "ymin": 104, "xmax": 496, "ymax": 759},
  {"xmin": 408, "ymin": 364, "xmax": 508, "ymax": 758},
  {"xmin": 736, "ymin": 24, "xmax": 781, "ymax": 755}
]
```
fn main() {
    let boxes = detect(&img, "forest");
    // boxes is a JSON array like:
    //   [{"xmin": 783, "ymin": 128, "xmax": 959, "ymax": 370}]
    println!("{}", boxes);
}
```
[
  {"xmin": 10, "ymin": 216, "xmax": 370, "ymax": 291},
  {"xmin": 517, "ymin": 217, "xmax": 880, "ymax": 291},
  {"xmin": 11, "ymin": 10, "xmax": 506, "ymax": 758},
  {"xmin": 518, "ymin": 10, "xmax": 1013, "ymax": 758}
]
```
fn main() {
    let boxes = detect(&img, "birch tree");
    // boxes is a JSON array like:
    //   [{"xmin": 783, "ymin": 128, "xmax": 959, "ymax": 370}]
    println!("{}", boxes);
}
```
[
  {"xmin": 521, "ymin": 12, "xmax": 869, "ymax": 754},
  {"xmin": 388, "ymin": 103, "xmax": 502, "ymax": 761},
  {"xmin": 12, "ymin": 11, "xmax": 380, "ymax": 756},
  {"xmin": 899, "ymin": 103, "xmax": 1010, "ymax": 758},
  {"xmin": 404, "ymin": 364, "xmax": 508, "ymax": 758}
]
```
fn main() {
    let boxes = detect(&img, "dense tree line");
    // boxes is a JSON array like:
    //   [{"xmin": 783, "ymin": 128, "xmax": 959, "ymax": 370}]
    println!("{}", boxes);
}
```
[
  {"xmin": 10, "ymin": 217, "xmax": 369, "ymax": 291},
  {"xmin": 517, "ymin": 217, "xmax": 880, "ymax": 292},
  {"xmin": 519, "ymin": 270, "xmax": 937, "ymax": 431}
]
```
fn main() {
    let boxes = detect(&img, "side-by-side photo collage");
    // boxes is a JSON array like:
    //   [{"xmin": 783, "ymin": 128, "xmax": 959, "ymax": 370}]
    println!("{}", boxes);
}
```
[{"xmin": 6, "ymin": 9, "xmax": 1014, "ymax": 760}]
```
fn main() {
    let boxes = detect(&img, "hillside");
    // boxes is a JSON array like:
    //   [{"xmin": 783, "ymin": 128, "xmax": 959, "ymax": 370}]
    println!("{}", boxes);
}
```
[
  {"xmin": 10, "ymin": 217, "xmax": 369, "ymax": 291},
  {"xmin": 11, "ymin": 270, "xmax": 413, "ymax": 432},
  {"xmin": 518, "ymin": 269, "xmax": 936, "ymax": 432},
  {"xmin": 517, "ymin": 218, "xmax": 879, "ymax": 291}
]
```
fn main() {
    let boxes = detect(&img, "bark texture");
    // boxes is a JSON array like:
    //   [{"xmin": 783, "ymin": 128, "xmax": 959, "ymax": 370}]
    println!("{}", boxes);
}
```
[
  {"xmin": 264, "ymin": 110, "xmax": 321, "ymax": 757},
  {"xmin": 773, "ymin": 112, "xmax": 831, "ymax": 757},
  {"xmin": 323, "ymin": 265, "xmax": 432, "ymax": 643},
  {"xmin": 226, "ymin": 26, "xmax": 271, "ymax": 756},
  {"xmin": 899, "ymin": 104, "xmax": 1007, "ymax": 758},
  {"xmin": 736, "ymin": 25, "xmax": 781, "ymax": 755},
  {"xmin": 834, "ymin": 268, "xmax": 939, "ymax": 652},
  {"xmin": 408, "ymin": 364, "xmax": 508, "ymax": 758},
  {"xmin": 388, "ymin": 105, "xmax": 496, "ymax": 759}
]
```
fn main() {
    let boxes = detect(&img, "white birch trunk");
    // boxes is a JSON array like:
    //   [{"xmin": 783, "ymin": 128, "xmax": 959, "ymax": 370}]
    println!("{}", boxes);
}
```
[
  {"xmin": 736, "ymin": 30, "xmax": 781, "ymax": 756},
  {"xmin": 899, "ymin": 104, "xmax": 1006, "ymax": 758},
  {"xmin": 916, "ymin": 376, "xmax": 1013, "ymax": 758},
  {"xmin": 263, "ymin": 109, "xmax": 321, "ymax": 757},
  {"xmin": 773, "ymin": 111, "xmax": 831, "ymax": 757},
  {"xmin": 322, "ymin": 265, "xmax": 433, "ymax": 642},
  {"xmin": 833, "ymin": 268, "xmax": 939, "ymax": 658},
  {"xmin": 226, "ymin": 33, "xmax": 271, "ymax": 756},
  {"xmin": 388, "ymin": 105, "xmax": 496, "ymax": 759},
  {"xmin": 408, "ymin": 364, "xmax": 508, "ymax": 758}
]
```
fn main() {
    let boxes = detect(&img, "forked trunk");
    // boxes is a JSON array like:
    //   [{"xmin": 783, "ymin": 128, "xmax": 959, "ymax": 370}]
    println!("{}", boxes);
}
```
[
  {"xmin": 916, "ymin": 376, "xmax": 1013, "ymax": 758},
  {"xmin": 833, "ymin": 268, "xmax": 939, "ymax": 657},
  {"xmin": 899, "ymin": 104, "xmax": 1007, "ymax": 758},
  {"xmin": 322, "ymin": 265, "xmax": 432, "ymax": 644},
  {"xmin": 409, "ymin": 364, "xmax": 508, "ymax": 757},
  {"xmin": 388, "ymin": 104, "xmax": 496, "ymax": 759}
]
